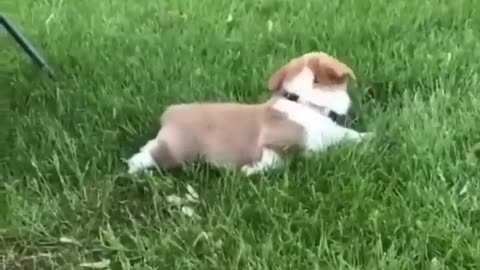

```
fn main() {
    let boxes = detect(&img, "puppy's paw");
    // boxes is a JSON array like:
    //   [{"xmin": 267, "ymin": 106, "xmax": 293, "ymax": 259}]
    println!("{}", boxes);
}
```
[
  {"xmin": 240, "ymin": 149, "xmax": 282, "ymax": 176},
  {"xmin": 241, "ymin": 165, "xmax": 260, "ymax": 176},
  {"xmin": 127, "ymin": 152, "xmax": 155, "ymax": 175},
  {"xmin": 360, "ymin": 132, "xmax": 375, "ymax": 140}
]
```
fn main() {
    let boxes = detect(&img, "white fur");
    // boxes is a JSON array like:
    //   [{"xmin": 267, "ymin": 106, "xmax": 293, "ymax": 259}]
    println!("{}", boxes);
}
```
[
  {"xmin": 280, "ymin": 67, "xmax": 367, "ymax": 150},
  {"xmin": 239, "ymin": 97, "xmax": 369, "ymax": 176},
  {"xmin": 272, "ymin": 99, "xmax": 369, "ymax": 153},
  {"xmin": 283, "ymin": 67, "xmax": 315, "ymax": 95},
  {"xmin": 283, "ymin": 67, "xmax": 351, "ymax": 115},
  {"xmin": 241, "ymin": 148, "xmax": 282, "ymax": 175},
  {"xmin": 128, "ymin": 139, "xmax": 158, "ymax": 174},
  {"xmin": 303, "ymin": 85, "xmax": 351, "ymax": 115}
]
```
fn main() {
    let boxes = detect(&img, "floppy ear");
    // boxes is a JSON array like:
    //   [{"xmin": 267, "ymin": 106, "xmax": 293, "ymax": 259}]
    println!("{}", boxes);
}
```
[
  {"xmin": 326, "ymin": 64, "xmax": 356, "ymax": 82},
  {"xmin": 268, "ymin": 65, "xmax": 288, "ymax": 92},
  {"xmin": 308, "ymin": 56, "xmax": 356, "ymax": 85},
  {"xmin": 268, "ymin": 59, "xmax": 305, "ymax": 91}
]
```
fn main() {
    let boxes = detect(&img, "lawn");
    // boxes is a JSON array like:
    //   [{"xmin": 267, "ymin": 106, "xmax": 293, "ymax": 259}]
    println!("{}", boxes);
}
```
[{"xmin": 2, "ymin": 0, "xmax": 480, "ymax": 269}]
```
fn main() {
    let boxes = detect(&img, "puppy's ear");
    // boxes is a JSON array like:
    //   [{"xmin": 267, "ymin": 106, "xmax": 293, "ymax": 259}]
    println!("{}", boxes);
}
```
[
  {"xmin": 307, "ymin": 55, "xmax": 356, "ymax": 85},
  {"xmin": 268, "ymin": 65, "xmax": 288, "ymax": 92},
  {"xmin": 326, "ymin": 62, "xmax": 356, "ymax": 82},
  {"xmin": 267, "ymin": 59, "xmax": 304, "ymax": 92}
]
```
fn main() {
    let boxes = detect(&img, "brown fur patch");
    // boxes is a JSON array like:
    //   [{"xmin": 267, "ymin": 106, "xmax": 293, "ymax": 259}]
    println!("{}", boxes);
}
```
[
  {"xmin": 268, "ymin": 51, "xmax": 356, "ymax": 91},
  {"xmin": 268, "ymin": 58, "xmax": 305, "ymax": 92},
  {"xmin": 306, "ymin": 52, "xmax": 356, "ymax": 86},
  {"xmin": 151, "ymin": 100, "xmax": 306, "ymax": 169}
]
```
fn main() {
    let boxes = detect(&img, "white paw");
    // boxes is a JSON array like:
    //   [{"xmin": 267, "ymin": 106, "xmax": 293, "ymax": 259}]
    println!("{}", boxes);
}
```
[
  {"xmin": 360, "ymin": 132, "xmax": 374, "ymax": 140},
  {"xmin": 241, "ymin": 165, "xmax": 260, "ymax": 176},
  {"xmin": 127, "ymin": 152, "xmax": 155, "ymax": 174},
  {"xmin": 240, "ymin": 149, "xmax": 282, "ymax": 176},
  {"xmin": 348, "ymin": 132, "xmax": 373, "ymax": 143}
]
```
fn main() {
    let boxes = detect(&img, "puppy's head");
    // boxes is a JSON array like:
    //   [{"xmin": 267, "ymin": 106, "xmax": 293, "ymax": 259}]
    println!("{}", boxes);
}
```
[{"xmin": 268, "ymin": 52, "xmax": 356, "ymax": 115}]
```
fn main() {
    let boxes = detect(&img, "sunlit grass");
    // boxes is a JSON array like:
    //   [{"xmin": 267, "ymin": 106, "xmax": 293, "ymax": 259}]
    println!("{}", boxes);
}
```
[{"xmin": 2, "ymin": 0, "xmax": 480, "ymax": 268}]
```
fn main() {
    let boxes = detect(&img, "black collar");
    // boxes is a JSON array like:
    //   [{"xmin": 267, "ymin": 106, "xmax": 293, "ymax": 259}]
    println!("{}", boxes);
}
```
[
  {"xmin": 280, "ymin": 90, "xmax": 347, "ymax": 126},
  {"xmin": 281, "ymin": 91, "xmax": 300, "ymax": 102}
]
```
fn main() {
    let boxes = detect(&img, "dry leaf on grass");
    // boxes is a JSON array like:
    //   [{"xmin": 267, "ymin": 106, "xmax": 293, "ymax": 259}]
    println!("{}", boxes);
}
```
[{"xmin": 79, "ymin": 259, "xmax": 110, "ymax": 269}]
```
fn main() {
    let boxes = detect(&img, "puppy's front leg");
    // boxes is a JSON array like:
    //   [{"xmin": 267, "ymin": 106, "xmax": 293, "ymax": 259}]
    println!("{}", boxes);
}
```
[
  {"xmin": 306, "ymin": 125, "xmax": 372, "ymax": 153},
  {"xmin": 335, "ymin": 126, "xmax": 372, "ymax": 143},
  {"xmin": 241, "ymin": 148, "xmax": 282, "ymax": 176}
]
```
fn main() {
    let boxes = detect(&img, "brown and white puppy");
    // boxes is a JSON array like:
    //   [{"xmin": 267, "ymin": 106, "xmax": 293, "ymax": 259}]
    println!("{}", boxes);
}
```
[{"xmin": 127, "ymin": 52, "xmax": 371, "ymax": 175}]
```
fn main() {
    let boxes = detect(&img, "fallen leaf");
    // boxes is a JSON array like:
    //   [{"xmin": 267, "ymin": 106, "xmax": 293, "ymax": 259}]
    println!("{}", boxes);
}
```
[
  {"xmin": 186, "ymin": 184, "xmax": 199, "ymax": 199},
  {"xmin": 166, "ymin": 194, "xmax": 183, "ymax": 205},
  {"xmin": 181, "ymin": 206, "xmax": 195, "ymax": 217},
  {"xmin": 185, "ymin": 193, "xmax": 199, "ymax": 203},
  {"xmin": 430, "ymin": 257, "xmax": 442, "ymax": 270},
  {"xmin": 79, "ymin": 259, "xmax": 110, "ymax": 269},
  {"xmin": 267, "ymin": 20, "xmax": 273, "ymax": 32},
  {"xmin": 59, "ymin": 236, "xmax": 80, "ymax": 245},
  {"xmin": 459, "ymin": 183, "xmax": 468, "ymax": 195}
]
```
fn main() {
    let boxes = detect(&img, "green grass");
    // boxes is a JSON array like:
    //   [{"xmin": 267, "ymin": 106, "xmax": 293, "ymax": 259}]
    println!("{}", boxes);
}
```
[{"xmin": 2, "ymin": 0, "xmax": 480, "ymax": 268}]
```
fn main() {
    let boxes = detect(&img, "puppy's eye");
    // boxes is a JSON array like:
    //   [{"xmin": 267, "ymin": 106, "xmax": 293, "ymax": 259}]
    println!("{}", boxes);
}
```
[{"xmin": 313, "ymin": 78, "xmax": 319, "ymax": 83}]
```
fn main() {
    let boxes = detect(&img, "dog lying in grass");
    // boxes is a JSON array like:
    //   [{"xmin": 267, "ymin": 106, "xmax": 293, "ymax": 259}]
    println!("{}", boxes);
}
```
[{"xmin": 127, "ymin": 52, "xmax": 372, "ymax": 175}]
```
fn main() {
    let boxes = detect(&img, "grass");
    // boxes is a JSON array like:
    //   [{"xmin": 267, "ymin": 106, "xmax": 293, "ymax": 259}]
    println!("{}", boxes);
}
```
[{"xmin": 1, "ymin": 0, "xmax": 480, "ymax": 268}]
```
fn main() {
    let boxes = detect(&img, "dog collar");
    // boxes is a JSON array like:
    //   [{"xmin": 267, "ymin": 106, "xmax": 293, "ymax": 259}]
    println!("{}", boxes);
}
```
[
  {"xmin": 280, "ymin": 90, "xmax": 347, "ymax": 126},
  {"xmin": 281, "ymin": 90, "xmax": 300, "ymax": 102}
]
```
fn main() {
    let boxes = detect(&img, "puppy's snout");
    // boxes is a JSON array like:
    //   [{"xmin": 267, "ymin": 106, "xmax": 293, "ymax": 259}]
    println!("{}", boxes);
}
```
[{"xmin": 328, "ymin": 111, "xmax": 348, "ymax": 127}]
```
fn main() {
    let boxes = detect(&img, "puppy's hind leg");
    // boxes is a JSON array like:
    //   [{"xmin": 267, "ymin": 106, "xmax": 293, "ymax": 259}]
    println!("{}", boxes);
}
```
[
  {"xmin": 127, "ymin": 139, "xmax": 161, "ymax": 174},
  {"xmin": 241, "ymin": 148, "xmax": 282, "ymax": 176},
  {"xmin": 127, "ymin": 126, "xmax": 194, "ymax": 174}
]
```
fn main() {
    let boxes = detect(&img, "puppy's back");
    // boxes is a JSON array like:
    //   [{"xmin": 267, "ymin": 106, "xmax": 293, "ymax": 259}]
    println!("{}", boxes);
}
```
[{"xmin": 158, "ymin": 102, "xmax": 267, "ymax": 167}]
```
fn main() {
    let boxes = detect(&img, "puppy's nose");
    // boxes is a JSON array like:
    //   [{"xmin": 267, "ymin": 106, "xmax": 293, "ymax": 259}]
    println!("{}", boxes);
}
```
[{"xmin": 328, "ymin": 111, "xmax": 347, "ymax": 127}]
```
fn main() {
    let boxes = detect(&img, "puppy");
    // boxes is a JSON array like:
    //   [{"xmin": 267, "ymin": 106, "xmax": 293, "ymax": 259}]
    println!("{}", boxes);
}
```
[{"xmin": 127, "ymin": 52, "xmax": 371, "ymax": 175}]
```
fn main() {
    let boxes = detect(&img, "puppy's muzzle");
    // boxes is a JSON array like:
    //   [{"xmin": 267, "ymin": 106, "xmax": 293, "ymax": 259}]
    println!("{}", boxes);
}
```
[{"xmin": 328, "ymin": 111, "xmax": 347, "ymax": 127}]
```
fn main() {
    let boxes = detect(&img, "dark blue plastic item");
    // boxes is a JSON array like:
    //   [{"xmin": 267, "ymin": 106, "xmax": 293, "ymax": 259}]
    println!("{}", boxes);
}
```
[{"xmin": 1, "ymin": 15, "xmax": 54, "ymax": 78}]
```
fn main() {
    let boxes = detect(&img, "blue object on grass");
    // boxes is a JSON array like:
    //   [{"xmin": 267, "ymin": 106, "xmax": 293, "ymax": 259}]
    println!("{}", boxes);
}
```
[{"xmin": 1, "ymin": 15, "xmax": 55, "ymax": 78}]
